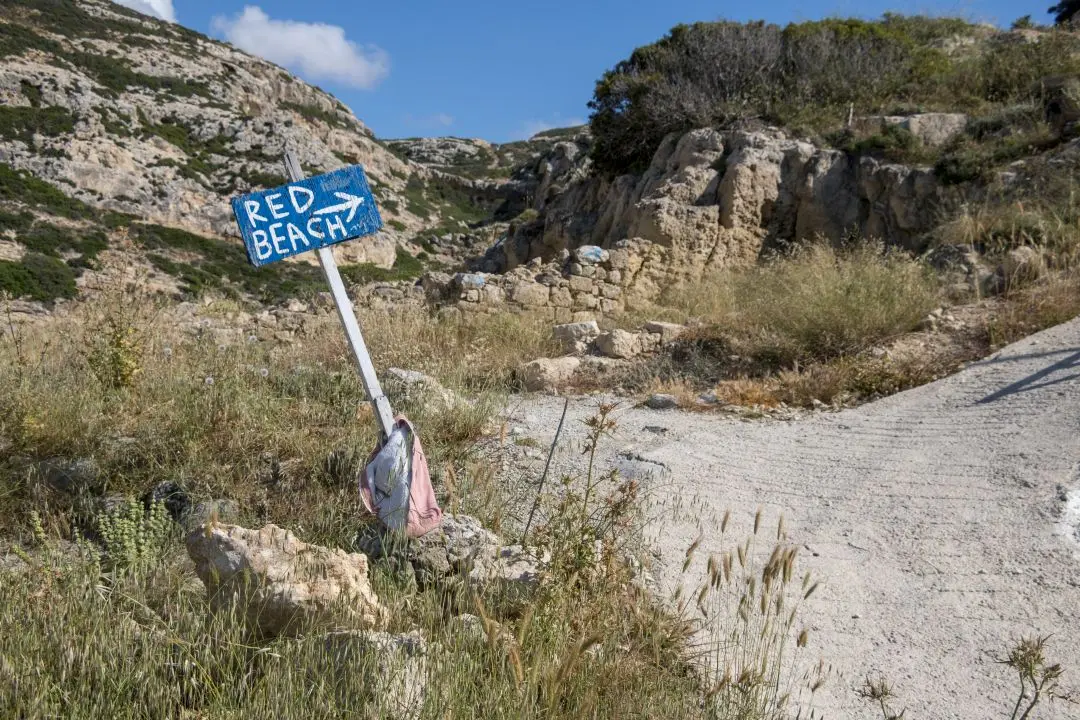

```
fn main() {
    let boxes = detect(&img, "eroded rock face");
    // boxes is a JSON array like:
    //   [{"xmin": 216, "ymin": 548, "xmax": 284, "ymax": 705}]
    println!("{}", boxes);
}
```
[
  {"xmin": 186, "ymin": 523, "xmax": 385, "ymax": 637},
  {"xmin": 854, "ymin": 113, "xmax": 969, "ymax": 146},
  {"xmin": 489, "ymin": 126, "xmax": 946, "ymax": 303}
]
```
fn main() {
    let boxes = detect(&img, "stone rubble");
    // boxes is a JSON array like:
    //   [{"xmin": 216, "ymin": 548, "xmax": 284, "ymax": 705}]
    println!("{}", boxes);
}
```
[{"xmin": 356, "ymin": 514, "xmax": 544, "ymax": 594}]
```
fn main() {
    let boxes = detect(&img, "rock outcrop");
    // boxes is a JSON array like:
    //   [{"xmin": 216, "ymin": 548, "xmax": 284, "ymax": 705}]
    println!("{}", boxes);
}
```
[
  {"xmin": 482, "ymin": 126, "xmax": 944, "ymax": 303},
  {"xmin": 186, "ymin": 523, "xmax": 386, "ymax": 637}
]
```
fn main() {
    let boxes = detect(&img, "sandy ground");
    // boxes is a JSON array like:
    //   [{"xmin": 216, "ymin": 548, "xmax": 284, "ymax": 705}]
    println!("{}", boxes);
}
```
[{"xmin": 506, "ymin": 318, "xmax": 1080, "ymax": 719}]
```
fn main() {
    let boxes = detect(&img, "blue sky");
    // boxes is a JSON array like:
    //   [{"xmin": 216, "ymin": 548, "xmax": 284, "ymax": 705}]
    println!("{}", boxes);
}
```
[{"xmin": 122, "ymin": 0, "xmax": 1059, "ymax": 142}]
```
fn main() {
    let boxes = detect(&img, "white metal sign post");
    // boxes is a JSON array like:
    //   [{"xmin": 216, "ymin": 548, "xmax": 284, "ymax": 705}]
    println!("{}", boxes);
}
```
[
  {"xmin": 282, "ymin": 153, "xmax": 395, "ymax": 441},
  {"xmin": 230, "ymin": 152, "xmax": 395, "ymax": 441}
]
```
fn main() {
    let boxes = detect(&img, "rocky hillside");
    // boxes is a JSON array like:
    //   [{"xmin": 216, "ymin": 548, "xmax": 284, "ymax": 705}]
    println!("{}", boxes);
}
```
[
  {"xmin": 0, "ymin": 0, "xmax": 545, "ymax": 304},
  {"xmin": 386, "ymin": 127, "xmax": 587, "ymax": 180},
  {"xmin": 456, "ymin": 19, "xmax": 1080, "ymax": 308}
]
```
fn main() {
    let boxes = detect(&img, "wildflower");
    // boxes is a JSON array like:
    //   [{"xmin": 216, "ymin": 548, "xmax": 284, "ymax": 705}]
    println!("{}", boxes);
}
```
[
  {"xmin": 247, "ymin": 335, "xmax": 258, "ymax": 343},
  {"xmin": 259, "ymin": 368, "xmax": 269, "ymax": 378},
  {"xmin": 163, "ymin": 346, "xmax": 173, "ymax": 358},
  {"xmin": 217, "ymin": 344, "xmax": 227, "ymax": 353},
  {"xmin": 204, "ymin": 376, "xmax": 214, "ymax": 386}
]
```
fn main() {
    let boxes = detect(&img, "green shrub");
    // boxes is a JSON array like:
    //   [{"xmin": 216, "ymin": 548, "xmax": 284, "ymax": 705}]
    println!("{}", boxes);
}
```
[
  {"xmin": 403, "ymin": 174, "xmax": 435, "ymax": 219},
  {"xmin": 339, "ymin": 246, "xmax": 425, "ymax": 286},
  {"xmin": 0, "ymin": 21, "xmax": 62, "ymax": 57},
  {"xmin": 281, "ymin": 101, "xmax": 350, "ymax": 129},
  {"xmin": 0, "ymin": 209, "xmax": 34, "ymax": 233},
  {"xmin": 587, "ymin": 15, "xmax": 1080, "ymax": 175},
  {"xmin": 831, "ymin": 123, "xmax": 926, "ymax": 163},
  {"xmin": 17, "ymin": 223, "xmax": 108, "ymax": 264},
  {"xmin": 0, "ymin": 163, "xmax": 97, "ymax": 219},
  {"xmin": 134, "ymin": 223, "xmax": 324, "ymax": 302},
  {"xmin": 0, "ymin": 252, "xmax": 78, "ymax": 302},
  {"xmin": 66, "ymin": 52, "xmax": 210, "ymax": 98},
  {"xmin": 10, "ymin": 0, "xmax": 147, "ymax": 39},
  {"xmin": 19, "ymin": 80, "xmax": 43, "ymax": 108},
  {"xmin": 0, "ymin": 106, "xmax": 76, "ymax": 143}
]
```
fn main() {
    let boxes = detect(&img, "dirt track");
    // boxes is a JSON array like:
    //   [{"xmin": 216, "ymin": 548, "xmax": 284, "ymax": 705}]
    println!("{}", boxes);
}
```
[{"xmin": 509, "ymin": 319, "xmax": 1080, "ymax": 718}]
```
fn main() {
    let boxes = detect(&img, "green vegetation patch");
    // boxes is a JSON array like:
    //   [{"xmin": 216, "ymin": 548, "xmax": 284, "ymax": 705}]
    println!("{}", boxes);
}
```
[
  {"xmin": 10, "ymin": 0, "xmax": 151, "ymax": 40},
  {"xmin": 933, "ymin": 107, "xmax": 1063, "ymax": 184},
  {"xmin": 141, "ymin": 118, "xmax": 233, "ymax": 184},
  {"xmin": 19, "ymin": 80, "xmax": 42, "ymax": 108},
  {"xmin": 65, "ymin": 52, "xmax": 210, "ymax": 99},
  {"xmin": 0, "ymin": 208, "xmax": 34, "ymax": 234},
  {"xmin": 0, "ymin": 19, "xmax": 63, "ymax": 58},
  {"xmin": 133, "ymin": 223, "xmax": 324, "ymax": 303},
  {"xmin": 0, "ymin": 252, "xmax": 77, "ymax": 302},
  {"xmin": 281, "ymin": 101, "xmax": 350, "ymax": 129},
  {"xmin": 0, "ymin": 163, "xmax": 96, "ymax": 220},
  {"xmin": 17, "ymin": 223, "xmax": 108, "ymax": 267},
  {"xmin": 402, "ymin": 174, "xmax": 435, "ymax": 219},
  {"xmin": 588, "ymin": 14, "xmax": 1080, "ymax": 174},
  {"xmin": 339, "ymin": 246, "xmax": 425, "ymax": 286},
  {"xmin": 235, "ymin": 167, "xmax": 287, "ymax": 190},
  {"xmin": 0, "ymin": 105, "xmax": 76, "ymax": 143}
]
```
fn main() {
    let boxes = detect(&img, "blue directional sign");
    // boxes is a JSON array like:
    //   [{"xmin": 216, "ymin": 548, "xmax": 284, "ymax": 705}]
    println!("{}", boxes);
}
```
[{"xmin": 230, "ymin": 165, "xmax": 382, "ymax": 267}]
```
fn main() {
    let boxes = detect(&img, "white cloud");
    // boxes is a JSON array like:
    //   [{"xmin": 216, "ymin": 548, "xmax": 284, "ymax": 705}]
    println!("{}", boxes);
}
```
[
  {"xmin": 517, "ymin": 116, "xmax": 585, "ymax": 140},
  {"xmin": 115, "ymin": 0, "xmax": 176, "ymax": 22},
  {"xmin": 212, "ymin": 6, "xmax": 389, "ymax": 90}
]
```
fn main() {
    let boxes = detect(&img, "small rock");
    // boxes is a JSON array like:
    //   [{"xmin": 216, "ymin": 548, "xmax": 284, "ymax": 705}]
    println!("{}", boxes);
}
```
[
  {"xmin": 553, "ymin": 321, "xmax": 600, "ymax": 355},
  {"xmin": 811, "ymin": 399, "xmax": 828, "ymax": 410},
  {"xmin": 385, "ymin": 368, "xmax": 458, "ymax": 411},
  {"xmin": 643, "ymin": 321, "xmax": 688, "ymax": 345},
  {"xmin": 34, "ymin": 457, "xmax": 99, "ymax": 495},
  {"xmin": 182, "ymin": 498, "xmax": 240, "ymax": 533},
  {"xmin": 448, "ymin": 613, "xmax": 492, "ymax": 644},
  {"xmin": 574, "ymin": 245, "xmax": 609, "ymax": 265},
  {"xmin": 357, "ymin": 514, "xmax": 543, "ymax": 596},
  {"xmin": 144, "ymin": 481, "xmax": 191, "ymax": 522},
  {"xmin": 519, "ymin": 357, "xmax": 581, "ymax": 392},
  {"xmin": 999, "ymin": 246, "xmax": 1045, "ymax": 288},
  {"xmin": 645, "ymin": 394, "xmax": 679, "ymax": 410},
  {"xmin": 595, "ymin": 329, "xmax": 641, "ymax": 359},
  {"xmin": 697, "ymin": 391, "xmax": 720, "ymax": 405},
  {"xmin": 454, "ymin": 273, "xmax": 487, "ymax": 290},
  {"xmin": 285, "ymin": 299, "xmax": 309, "ymax": 314}
]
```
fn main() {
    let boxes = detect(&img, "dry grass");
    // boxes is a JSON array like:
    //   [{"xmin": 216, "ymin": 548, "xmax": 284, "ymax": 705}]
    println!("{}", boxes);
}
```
[
  {"xmin": 0, "ymin": 358, "xmax": 782, "ymax": 719},
  {"xmin": 657, "ymin": 242, "xmax": 940, "ymax": 367},
  {"xmin": 620, "ymin": 242, "xmax": 945, "ymax": 407},
  {"xmin": 689, "ymin": 508, "xmax": 828, "ymax": 718},
  {"xmin": 0, "ymin": 295, "xmax": 560, "ymax": 545},
  {"xmin": 987, "ymin": 273, "xmax": 1080, "ymax": 348}
]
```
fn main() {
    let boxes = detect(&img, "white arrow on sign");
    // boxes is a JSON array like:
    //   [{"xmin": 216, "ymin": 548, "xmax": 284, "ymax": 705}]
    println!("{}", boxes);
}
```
[{"xmin": 314, "ymin": 192, "xmax": 365, "ymax": 223}]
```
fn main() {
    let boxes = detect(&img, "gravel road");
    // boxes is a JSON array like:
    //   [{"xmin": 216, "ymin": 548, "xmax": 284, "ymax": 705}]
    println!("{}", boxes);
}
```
[{"xmin": 507, "ymin": 318, "xmax": 1080, "ymax": 719}]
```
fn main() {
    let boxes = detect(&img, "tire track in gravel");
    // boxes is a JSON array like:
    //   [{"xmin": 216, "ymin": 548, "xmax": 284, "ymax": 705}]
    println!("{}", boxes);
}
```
[{"xmin": 510, "ymin": 319, "xmax": 1080, "ymax": 719}]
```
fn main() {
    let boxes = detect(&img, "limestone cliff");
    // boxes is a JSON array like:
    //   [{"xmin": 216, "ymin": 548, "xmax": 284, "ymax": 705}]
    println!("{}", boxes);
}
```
[{"xmin": 480, "ymin": 126, "xmax": 944, "ymax": 303}]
